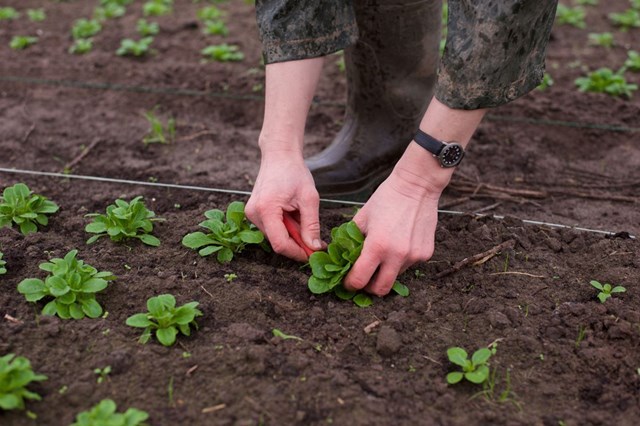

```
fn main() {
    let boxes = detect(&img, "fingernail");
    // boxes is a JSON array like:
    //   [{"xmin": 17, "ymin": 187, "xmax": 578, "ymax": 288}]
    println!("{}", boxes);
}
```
[{"xmin": 312, "ymin": 239, "xmax": 322, "ymax": 250}]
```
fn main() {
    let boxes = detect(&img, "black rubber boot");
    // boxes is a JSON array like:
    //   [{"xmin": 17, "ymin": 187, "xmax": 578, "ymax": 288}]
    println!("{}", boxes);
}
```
[{"xmin": 306, "ymin": 0, "xmax": 442, "ymax": 201}]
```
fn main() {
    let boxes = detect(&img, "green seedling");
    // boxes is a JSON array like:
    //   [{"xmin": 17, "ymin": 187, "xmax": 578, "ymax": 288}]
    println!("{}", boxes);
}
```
[
  {"xmin": 137, "ymin": 19, "xmax": 159, "ymax": 36},
  {"xmin": 182, "ymin": 201, "xmax": 268, "ymax": 263},
  {"xmin": 0, "ymin": 183, "xmax": 59, "ymax": 235},
  {"xmin": 202, "ymin": 20, "xmax": 228, "ymax": 36},
  {"xmin": 575, "ymin": 325, "xmax": 587, "ymax": 347},
  {"xmin": 632, "ymin": 0, "xmax": 640, "ymax": 9},
  {"xmin": 17, "ymin": 250, "xmax": 115, "ymax": 319},
  {"xmin": 446, "ymin": 345, "xmax": 494, "ymax": 384},
  {"xmin": 0, "ymin": 354, "xmax": 47, "ymax": 411},
  {"xmin": 576, "ymin": 0, "xmax": 597, "ymax": 5},
  {"xmin": 71, "ymin": 18, "xmax": 102, "ymax": 40},
  {"xmin": 224, "ymin": 273, "xmax": 237, "ymax": 282},
  {"xmin": 197, "ymin": 6, "xmax": 223, "ymax": 20},
  {"xmin": 26, "ymin": 9, "xmax": 46, "ymax": 22},
  {"xmin": 201, "ymin": 44, "xmax": 244, "ymax": 62},
  {"xmin": 624, "ymin": 50, "xmax": 640, "ymax": 72},
  {"xmin": 116, "ymin": 37, "xmax": 154, "ymax": 56},
  {"xmin": 142, "ymin": 108, "xmax": 175, "ymax": 145},
  {"xmin": 589, "ymin": 280, "xmax": 626, "ymax": 303},
  {"xmin": 308, "ymin": 221, "xmax": 409, "ymax": 307},
  {"xmin": 94, "ymin": 3, "xmax": 126, "ymax": 20},
  {"xmin": 272, "ymin": 329, "xmax": 302, "ymax": 341},
  {"xmin": 10, "ymin": 36, "xmax": 38, "ymax": 50},
  {"xmin": 69, "ymin": 38, "xmax": 93, "ymax": 55},
  {"xmin": 100, "ymin": 0, "xmax": 134, "ymax": 5},
  {"xmin": 609, "ymin": 9, "xmax": 640, "ymax": 31},
  {"xmin": 537, "ymin": 73, "xmax": 554, "ymax": 91},
  {"xmin": 85, "ymin": 196, "xmax": 163, "ymax": 246},
  {"xmin": 555, "ymin": 5, "xmax": 586, "ymax": 28},
  {"xmin": 0, "ymin": 7, "xmax": 19, "ymax": 20},
  {"xmin": 575, "ymin": 68, "xmax": 637, "ymax": 98},
  {"xmin": 94, "ymin": 366, "xmax": 111, "ymax": 384},
  {"xmin": 70, "ymin": 399, "xmax": 148, "ymax": 426},
  {"xmin": 0, "ymin": 252, "xmax": 6, "ymax": 275},
  {"xmin": 143, "ymin": 0, "xmax": 172, "ymax": 17},
  {"xmin": 126, "ymin": 294, "xmax": 202, "ymax": 346},
  {"xmin": 588, "ymin": 32, "xmax": 613, "ymax": 48}
]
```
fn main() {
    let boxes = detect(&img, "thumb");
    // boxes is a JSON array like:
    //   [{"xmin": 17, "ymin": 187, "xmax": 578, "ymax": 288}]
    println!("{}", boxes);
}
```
[{"xmin": 299, "ymin": 201, "xmax": 323, "ymax": 251}]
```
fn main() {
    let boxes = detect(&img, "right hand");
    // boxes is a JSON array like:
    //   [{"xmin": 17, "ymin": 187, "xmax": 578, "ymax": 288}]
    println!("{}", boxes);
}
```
[{"xmin": 245, "ymin": 150, "xmax": 324, "ymax": 262}]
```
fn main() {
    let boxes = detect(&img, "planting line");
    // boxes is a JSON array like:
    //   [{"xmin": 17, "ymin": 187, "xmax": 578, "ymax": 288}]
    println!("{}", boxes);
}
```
[
  {"xmin": 2, "ymin": 75, "xmax": 640, "ymax": 133},
  {"xmin": 0, "ymin": 167, "xmax": 635, "ymax": 239}
]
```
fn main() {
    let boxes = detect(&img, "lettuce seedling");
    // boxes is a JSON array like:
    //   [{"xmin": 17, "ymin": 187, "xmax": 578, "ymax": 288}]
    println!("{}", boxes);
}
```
[
  {"xmin": 0, "ymin": 252, "xmax": 6, "ymax": 275},
  {"xmin": 71, "ymin": 19, "xmax": 102, "ymax": 39},
  {"xmin": 26, "ymin": 9, "xmax": 46, "ymax": 22},
  {"xmin": 202, "ymin": 20, "xmax": 228, "ymax": 36},
  {"xmin": 575, "ymin": 68, "xmax": 637, "ymax": 98},
  {"xmin": 197, "ymin": 6, "xmax": 223, "ymax": 21},
  {"xmin": 536, "ymin": 73, "xmax": 554, "ymax": 91},
  {"xmin": 94, "ymin": 4, "xmax": 126, "ymax": 20},
  {"xmin": 0, "ymin": 183, "xmax": 59, "ymax": 235},
  {"xmin": 182, "ymin": 201, "xmax": 268, "ymax": 263},
  {"xmin": 0, "ymin": 7, "xmax": 19, "ymax": 20},
  {"xmin": 17, "ymin": 250, "xmax": 116, "ymax": 319},
  {"xmin": 136, "ymin": 19, "xmax": 159, "ymax": 36},
  {"xmin": 142, "ymin": 108, "xmax": 175, "ymax": 145},
  {"xmin": 126, "ymin": 294, "xmax": 202, "ymax": 346},
  {"xmin": 555, "ymin": 5, "xmax": 586, "ymax": 28},
  {"xmin": 624, "ymin": 50, "xmax": 640, "ymax": 72},
  {"xmin": 588, "ymin": 32, "xmax": 614, "ymax": 48},
  {"xmin": 85, "ymin": 196, "xmax": 163, "ymax": 246},
  {"xmin": 10, "ymin": 36, "xmax": 38, "ymax": 50},
  {"xmin": 609, "ymin": 9, "xmax": 640, "ymax": 31},
  {"xmin": 69, "ymin": 38, "xmax": 93, "ymax": 55},
  {"xmin": 0, "ymin": 354, "xmax": 47, "ymax": 411},
  {"xmin": 116, "ymin": 37, "xmax": 154, "ymax": 56},
  {"xmin": 70, "ymin": 399, "xmax": 148, "ymax": 426},
  {"xmin": 308, "ymin": 221, "xmax": 409, "ymax": 307},
  {"xmin": 590, "ymin": 280, "xmax": 626, "ymax": 303},
  {"xmin": 143, "ymin": 0, "xmax": 172, "ymax": 17},
  {"xmin": 446, "ymin": 346, "xmax": 493, "ymax": 385},
  {"xmin": 201, "ymin": 44, "xmax": 244, "ymax": 62}
]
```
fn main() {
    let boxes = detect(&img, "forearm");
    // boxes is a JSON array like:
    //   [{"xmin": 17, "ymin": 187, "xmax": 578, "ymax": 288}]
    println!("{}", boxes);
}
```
[
  {"xmin": 259, "ymin": 57, "xmax": 324, "ymax": 158},
  {"xmin": 394, "ymin": 98, "xmax": 486, "ymax": 195}
]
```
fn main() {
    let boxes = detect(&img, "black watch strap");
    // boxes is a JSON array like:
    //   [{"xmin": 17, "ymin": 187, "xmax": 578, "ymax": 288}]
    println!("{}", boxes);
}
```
[{"xmin": 413, "ymin": 129, "xmax": 444, "ymax": 156}]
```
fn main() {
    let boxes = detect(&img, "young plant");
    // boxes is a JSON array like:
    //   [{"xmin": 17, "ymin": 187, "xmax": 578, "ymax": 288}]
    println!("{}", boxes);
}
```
[
  {"xmin": 272, "ymin": 329, "xmax": 302, "ymax": 341},
  {"xmin": 10, "ymin": 36, "xmax": 38, "ymax": 50},
  {"xmin": 143, "ymin": 0, "xmax": 172, "ymax": 17},
  {"xmin": 142, "ymin": 108, "xmax": 175, "ymax": 145},
  {"xmin": 555, "ymin": 5, "xmax": 586, "ymax": 29},
  {"xmin": 609, "ymin": 9, "xmax": 640, "ymax": 31},
  {"xmin": 537, "ymin": 73, "xmax": 554, "ymax": 91},
  {"xmin": 94, "ymin": 366, "xmax": 111, "ymax": 384},
  {"xmin": 94, "ymin": 3, "xmax": 126, "ymax": 20},
  {"xmin": 71, "ymin": 19, "xmax": 102, "ymax": 40},
  {"xmin": 136, "ymin": 19, "xmax": 159, "ymax": 36},
  {"xmin": 182, "ymin": 201, "xmax": 268, "ymax": 263},
  {"xmin": 69, "ymin": 38, "xmax": 93, "ymax": 55},
  {"xmin": 201, "ymin": 44, "xmax": 244, "ymax": 62},
  {"xmin": 0, "ymin": 183, "xmax": 59, "ymax": 235},
  {"xmin": 116, "ymin": 37, "xmax": 154, "ymax": 56},
  {"xmin": 308, "ymin": 221, "xmax": 409, "ymax": 307},
  {"xmin": 197, "ymin": 6, "xmax": 223, "ymax": 21},
  {"xmin": 446, "ymin": 345, "xmax": 495, "ymax": 385},
  {"xmin": 588, "ymin": 32, "xmax": 613, "ymax": 48},
  {"xmin": 589, "ymin": 280, "xmax": 626, "ymax": 303},
  {"xmin": 70, "ymin": 399, "xmax": 148, "ymax": 426},
  {"xmin": 575, "ymin": 68, "xmax": 637, "ymax": 98},
  {"xmin": 0, "ymin": 252, "xmax": 6, "ymax": 275},
  {"xmin": 224, "ymin": 273, "xmax": 237, "ymax": 282},
  {"xmin": 0, "ymin": 354, "xmax": 47, "ymax": 411},
  {"xmin": 0, "ymin": 7, "xmax": 19, "ymax": 20},
  {"xmin": 624, "ymin": 50, "xmax": 640, "ymax": 72},
  {"xmin": 26, "ymin": 9, "xmax": 46, "ymax": 22},
  {"xmin": 576, "ymin": 0, "xmax": 597, "ymax": 4},
  {"xmin": 17, "ymin": 250, "xmax": 116, "ymax": 319},
  {"xmin": 126, "ymin": 294, "xmax": 202, "ymax": 346},
  {"xmin": 201, "ymin": 20, "xmax": 228, "ymax": 36},
  {"xmin": 85, "ymin": 196, "xmax": 163, "ymax": 246}
]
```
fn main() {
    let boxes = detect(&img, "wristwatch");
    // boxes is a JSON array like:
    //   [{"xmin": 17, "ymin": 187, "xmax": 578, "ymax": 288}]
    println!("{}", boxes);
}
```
[{"xmin": 413, "ymin": 129, "xmax": 465, "ymax": 168}]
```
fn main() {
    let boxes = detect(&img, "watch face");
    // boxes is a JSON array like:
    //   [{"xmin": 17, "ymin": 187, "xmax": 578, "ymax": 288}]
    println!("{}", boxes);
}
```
[{"xmin": 439, "ymin": 143, "xmax": 464, "ymax": 168}]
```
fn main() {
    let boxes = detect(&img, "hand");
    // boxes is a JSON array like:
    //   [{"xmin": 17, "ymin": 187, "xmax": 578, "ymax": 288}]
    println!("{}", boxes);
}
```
[
  {"xmin": 245, "ymin": 151, "xmax": 324, "ymax": 262},
  {"xmin": 343, "ymin": 166, "xmax": 444, "ymax": 296}
]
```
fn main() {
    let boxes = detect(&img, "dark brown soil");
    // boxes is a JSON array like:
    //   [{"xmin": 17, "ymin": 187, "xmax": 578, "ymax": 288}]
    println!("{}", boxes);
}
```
[{"xmin": 1, "ymin": 1, "xmax": 639, "ymax": 425}]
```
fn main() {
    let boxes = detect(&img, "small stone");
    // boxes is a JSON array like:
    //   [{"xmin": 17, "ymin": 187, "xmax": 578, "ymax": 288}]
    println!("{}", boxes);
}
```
[
  {"xmin": 487, "ymin": 311, "xmax": 511, "ymax": 330},
  {"xmin": 376, "ymin": 326, "xmax": 402, "ymax": 357}
]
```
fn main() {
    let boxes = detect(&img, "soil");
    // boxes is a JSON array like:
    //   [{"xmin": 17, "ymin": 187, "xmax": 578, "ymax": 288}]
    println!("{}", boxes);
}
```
[{"xmin": 1, "ymin": 1, "xmax": 639, "ymax": 425}]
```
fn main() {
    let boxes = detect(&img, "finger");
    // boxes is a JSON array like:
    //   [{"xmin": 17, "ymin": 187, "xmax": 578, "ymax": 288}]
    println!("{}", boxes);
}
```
[
  {"xmin": 343, "ymin": 243, "xmax": 381, "ymax": 291},
  {"xmin": 262, "ymin": 211, "xmax": 308, "ymax": 262},
  {"xmin": 364, "ymin": 261, "xmax": 403, "ymax": 297},
  {"xmin": 298, "ymin": 195, "xmax": 323, "ymax": 251}
]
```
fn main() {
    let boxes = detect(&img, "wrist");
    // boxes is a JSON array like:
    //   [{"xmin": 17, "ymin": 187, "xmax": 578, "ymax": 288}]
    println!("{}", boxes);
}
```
[
  {"xmin": 258, "ymin": 133, "xmax": 304, "ymax": 161},
  {"xmin": 393, "ymin": 142, "xmax": 454, "ymax": 197}
]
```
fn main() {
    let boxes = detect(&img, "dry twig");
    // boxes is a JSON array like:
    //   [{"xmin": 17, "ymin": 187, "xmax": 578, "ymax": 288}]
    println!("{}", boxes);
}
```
[{"xmin": 435, "ymin": 239, "xmax": 516, "ymax": 279}]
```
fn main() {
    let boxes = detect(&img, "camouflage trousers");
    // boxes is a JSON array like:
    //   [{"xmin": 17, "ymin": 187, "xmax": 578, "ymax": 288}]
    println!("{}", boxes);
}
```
[{"xmin": 255, "ymin": 0, "xmax": 558, "ymax": 109}]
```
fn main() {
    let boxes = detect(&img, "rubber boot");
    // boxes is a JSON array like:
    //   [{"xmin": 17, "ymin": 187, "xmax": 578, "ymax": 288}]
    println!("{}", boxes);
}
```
[{"xmin": 306, "ymin": 0, "xmax": 442, "ymax": 201}]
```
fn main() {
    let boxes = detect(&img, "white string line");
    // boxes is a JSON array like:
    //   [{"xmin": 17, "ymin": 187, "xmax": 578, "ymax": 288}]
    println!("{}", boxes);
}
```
[{"xmin": 0, "ymin": 167, "xmax": 635, "ymax": 239}]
